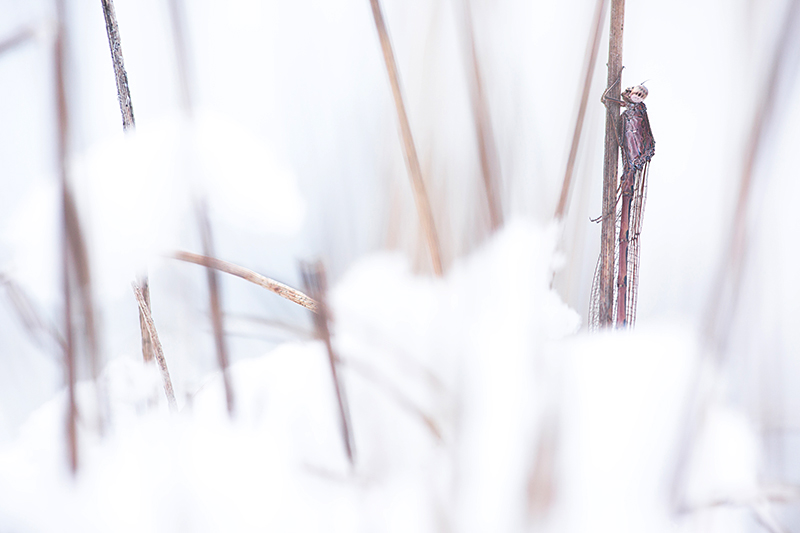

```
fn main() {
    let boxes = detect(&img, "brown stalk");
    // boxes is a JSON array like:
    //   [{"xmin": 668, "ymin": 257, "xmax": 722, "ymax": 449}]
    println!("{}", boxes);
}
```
[
  {"xmin": 368, "ymin": 0, "xmax": 443, "ymax": 276},
  {"xmin": 54, "ymin": 0, "xmax": 82, "ymax": 473},
  {"xmin": 555, "ymin": 0, "xmax": 609, "ymax": 220},
  {"xmin": 197, "ymin": 205, "xmax": 235, "ymax": 416},
  {"xmin": 670, "ymin": 1, "xmax": 800, "ymax": 514},
  {"xmin": 174, "ymin": 251, "xmax": 318, "ymax": 313},
  {"xmin": 136, "ymin": 277, "xmax": 154, "ymax": 362},
  {"xmin": 100, "ymin": 0, "xmax": 135, "ymax": 130},
  {"xmin": 0, "ymin": 274, "xmax": 67, "ymax": 352},
  {"xmin": 598, "ymin": 0, "xmax": 625, "ymax": 328},
  {"xmin": 342, "ymin": 358, "xmax": 442, "ymax": 442},
  {"xmin": 0, "ymin": 26, "xmax": 35, "ymax": 56},
  {"xmin": 133, "ymin": 283, "xmax": 177, "ymax": 411},
  {"xmin": 98, "ymin": 0, "xmax": 155, "ymax": 366},
  {"xmin": 703, "ymin": 0, "xmax": 800, "ymax": 355},
  {"xmin": 302, "ymin": 261, "xmax": 355, "ymax": 465},
  {"xmin": 527, "ymin": 416, "xmax": 559, "ymax": 519},
  {"xmin": 461, "ymin": 0, "xmax": 503, "ymax": 231},
  {"xmin": 166, "ymin": 0, "xmax": 193, "ymax": 113}
]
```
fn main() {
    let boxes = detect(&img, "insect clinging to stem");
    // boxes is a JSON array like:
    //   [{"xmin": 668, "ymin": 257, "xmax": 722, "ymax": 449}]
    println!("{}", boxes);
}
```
[{"xmin": 589, "ymin": 80, "xmax": 656, "ymax": 329}]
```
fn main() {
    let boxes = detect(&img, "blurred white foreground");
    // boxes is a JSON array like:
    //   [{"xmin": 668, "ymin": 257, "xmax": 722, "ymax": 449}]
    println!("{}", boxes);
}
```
[{"xmin": 0, "ymin": 221, "xmax": 764, "ymax": 533}]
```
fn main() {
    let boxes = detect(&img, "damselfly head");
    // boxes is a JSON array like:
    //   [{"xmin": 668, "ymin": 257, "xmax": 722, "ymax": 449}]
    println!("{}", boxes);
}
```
[{"xmin": 622, "ymin": 85, "xmax": 648, "ymax": 103}]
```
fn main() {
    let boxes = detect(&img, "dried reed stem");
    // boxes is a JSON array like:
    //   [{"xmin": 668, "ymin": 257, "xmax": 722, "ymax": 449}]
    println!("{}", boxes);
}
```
[
  {"xmin": 137, "ymin": 277, "xmax": 154, "ymax": 362},
  {"xmin": 55, "ymin": 0, "xmax": 79, "ymax": 472},
  {"xmin": 0, "ymin": 26, "xmax": 35, "ymax": 56},
  {"xmin": 703, "ymin": 0, "xmax": 800, "ymax": 355},
  {"xmin": 98, "ymin": 0, "xmax": 155, "ymax": 367},
  {"xmin": 166, "ymin": 0, "xmax": 193, "ymax": 113},
  {"xmin": 368, "ymin": 0, "xmax": 443, "ymax": 276},
  {"xmin": 302, "ymin": 261, "xmax": 355, "ymax": 465},
  {"xmin": 100, "ymin": 0, "xmax": 135, "ymax": 130},
  {"xmin": 0, "ymin": 274, "xmax": 67, "ymax": 351},
  {"xmin": 598, "ymin": 0, "xmax": 625, "ymax": 328},
  {"xmin": 461, "ymin": 0, "xmax": 503, "ymax": 231},
  {"xmin": 555, "ymin": 0, "xmax": 608, "ymax": 220},
  {"xmin": 671, "ymin": 2, "xmax": 800, "ymax": 511},
  {"xmin": 174, "ymin": 251, "xmax": 318, "ymax": 313},
  {"xmin": 197, "ymin": 206, "xmax": 235, "ymax": 416},
  {"xmin": 133, "ymin": 283, "xmax": 177, "ymax": 411},
  {"xmin": 343, "ymin": 358, "xmax": 442, "ymax": 442},
  {"xmin": 527, "ymin": 416, "xmax": 558, "ymax": 519}
]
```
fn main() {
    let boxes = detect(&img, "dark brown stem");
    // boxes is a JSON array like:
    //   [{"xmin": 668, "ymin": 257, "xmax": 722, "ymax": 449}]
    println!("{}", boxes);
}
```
[
  {"xmin": 174, "ymin": 251, "xmax": 318, "ymax": 313},
  {"xmin": 197, "ymin": 206, "xmax": 235, "ymax": 416},
  {"xmin": 598, "ymin": 0, "xmax": 625, "ymax": 328},
  {"xmin": 461, "ymin": 0, "xmax": 503, "ymax": 231},
  {"xmin": 302, "ymin": 262, "xmax": 355, "ymax": 465},
  {"xmin": 133, "ymin": 283, "xmax": 177, "ymax": 411},
  {"xmin": 368, "ymin": 0, "xmax": 443, "ymax": 276},
  {"xmin": 555, "ymin": 0, "xmax": 608, "ymax": 220},
  {"xmin": 100, "ymin": 0, "xmax": 135, "ymax": 130}
]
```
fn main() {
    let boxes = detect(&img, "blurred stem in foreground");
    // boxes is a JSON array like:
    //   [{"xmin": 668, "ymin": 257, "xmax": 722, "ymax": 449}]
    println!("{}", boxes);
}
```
[
  {"xmin": 670, "ymin": 0, "xmax": 800, "ymax": 517},
  {"xmin": 56, "ymin": 0, "xmax": 107, "ymax": 473},
  {"xmin": 368, "ymin": 0, "xmax": 444, "ymax": 276},
  {"xmin": 555, "ymin": 0, "xmax": 608, "ymax": 221},
  {"xmin": 702, "ymin": 0, "xmax": 800, "ymax": 358},
  {"xmin": 460, "ymin": 0, "xmax": 503, "ymax": 232},
  {"xmin": 0, "ymin": 25, "xmax": 35, "ymax": 56},
  {"xmin": 196, "ymin": 204, "xmax": 235, "ymax": 417},
  {"xmin": 302, "ymin": 261, "xmax": 355, "ymax": 466}
]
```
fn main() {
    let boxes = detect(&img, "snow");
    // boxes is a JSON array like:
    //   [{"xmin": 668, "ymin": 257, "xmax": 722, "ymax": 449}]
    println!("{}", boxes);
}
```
[
  {"xmin": 0, "ymin": 221, "xmax": 764, "ymax": 532},
  {"xmin": 0, "ymin": 0, "xmax": 795, "ymax": 530}
]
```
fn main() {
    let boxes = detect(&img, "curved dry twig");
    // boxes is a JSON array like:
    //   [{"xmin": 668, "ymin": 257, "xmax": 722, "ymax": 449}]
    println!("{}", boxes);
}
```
[{"xmin": 174, "ymin": 251, "xmax": 318, "ymax": 313}]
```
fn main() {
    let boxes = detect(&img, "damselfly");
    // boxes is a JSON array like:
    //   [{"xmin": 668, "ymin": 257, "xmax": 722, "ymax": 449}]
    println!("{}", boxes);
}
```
[{"xmin": 589, "ymin": 83, "xmax": 655, "ymax": 329}]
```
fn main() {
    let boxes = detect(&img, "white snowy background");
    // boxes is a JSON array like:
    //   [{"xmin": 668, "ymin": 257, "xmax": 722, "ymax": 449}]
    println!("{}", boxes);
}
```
[{"xmin": 0, "ymin": 0, "xmax": 799, "ymax": 531}]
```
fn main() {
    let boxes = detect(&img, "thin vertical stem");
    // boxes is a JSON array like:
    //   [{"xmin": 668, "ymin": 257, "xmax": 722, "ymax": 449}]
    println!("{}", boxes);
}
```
[
  {"xmin": 302, "ymin": 262, "xmax": 355, "ymax": 465},
  {"xmin": 555, "ymin": 0, "xmax": 608, "ymax": 220},
  {"xmin": 462, "ymin": 0, "xmax": 503, "ymax": 231},
  {"xmin": 599, "ymin": 0, "xmax": 624, "ymax": 328},
  {"xmin": 99, "ymin": 0, "xmax": 155, "ymax": 365},
  {"xmin": 368, "ymin": 0, "xmax": 443, "ymax": 276},
  {"xmin": 133, "ymin": 284, "xmax": 178, "ymax": 411},
  {"xmin": 197, "ymin": 205, "xmax": 235, "ymax": 416},
  {"xmin": 54, "ymin": 0, "xmax": 78, "ymax": 474},
  {"xmin": 166, "ymin": 0, "xmax": 193, "ymax": 114},
  {"xmin": 137, "ymin": 277, "xmax": 154, "ymax": 363},
  {"xmin": 670, "ymin": 1, "xmax": 800, "ymax": 512},
  {"xmin": 100, "ymin": 0, "xmax": 135, "ymax": 130},
  {"xmin": 703, "ymin": 0, "xmax": 800, "ymax": 356}
]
